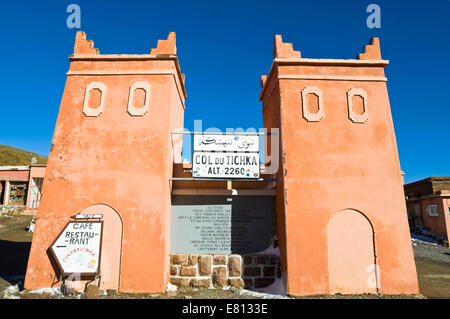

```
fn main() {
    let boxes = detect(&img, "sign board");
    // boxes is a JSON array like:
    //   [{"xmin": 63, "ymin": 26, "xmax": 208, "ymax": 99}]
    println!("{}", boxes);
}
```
[
  {"xmin": 171, "ymin": 196, "xmax": 274, "ymax": 254},
  {"xmin": 49, "ymin": 221, "xmax": 103, "ymax": 278},
  {"xmin": 193, "ymin": 134, "xmax": 259, "ymax": 152},
  {"xmin": 71, "ymin": 214, "xmax": 103, "ymax": 220},
  {"xmin": 192, "ymin": 152, "xmax": 260, "ymax": 179}
]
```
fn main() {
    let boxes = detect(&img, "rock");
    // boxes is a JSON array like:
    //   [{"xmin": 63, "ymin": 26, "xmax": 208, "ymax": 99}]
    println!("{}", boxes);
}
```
[
  {"xmin": 213, "ymin": 255, "xmax": 227, "ymax": 265},
  {"xmin": 212, "ymin": 267, "xmax": 227, "ymax": 287},
  {"xmin": 199, "ymin": 255, "xmax": 212, "ymax": 276},
  {"xmin": 228, "ymin": 255, "xmax": 242, "ymax": 277},
  {"xmin": 106, "ymin": 289, "xmax": 116, "ymax": 297},
  {"xmin": 180, "ymin": 266, "xmax": 197, "ymax": 277},
  {"xmin": 61, "ymin": 284, "xmax": 75, "ymax": 296},
  {"xmin": 85, "ymin": 284, "xmax": 100, "ymax": 299},
  {"xmin": 170, "ymin": 265, "xmax": 178, "ymax": 275},
  {"xmin": 188, "ymin": 255, "xmax": 199, "ymax": 266},
  {"xmin": 170, "ymin": 277, "xmax": 190, "ymax": 287},
  {"xmin": 167, "ymin": 291, "xmax": 177, "ymax": 297},
  {"xmin": 190, "ymin": 278, "xmax": 211, "ymax": 288},
  {"xmin": 184, "ymin": 295, "xmax": 192, "ymax": 299},
  {"xmin": 172, "ymin": 254, "xmax": 188, "ymax": 265}
]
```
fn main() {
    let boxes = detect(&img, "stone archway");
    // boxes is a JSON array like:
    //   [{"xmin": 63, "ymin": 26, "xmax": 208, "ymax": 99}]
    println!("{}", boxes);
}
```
[
  {"xmin": 80, "ymin": 204, "xmax": 123, "ymax": 291},
  {"xmin": 327, "ymin": 209, "xmax": 378, "ymax": 294}
]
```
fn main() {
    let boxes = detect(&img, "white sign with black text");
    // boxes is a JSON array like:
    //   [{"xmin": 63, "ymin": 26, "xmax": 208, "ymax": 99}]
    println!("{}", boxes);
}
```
[
  {"xmin": 192, "ymin": 152, "xmax": 260, "ymax": 179},
  {"xmin": 50, "ymin": 221, "xmax": 102, "ymax": 276},
  {"xmin": 193, "ymin": 134, "xmax": 259, "ymax": 152}
]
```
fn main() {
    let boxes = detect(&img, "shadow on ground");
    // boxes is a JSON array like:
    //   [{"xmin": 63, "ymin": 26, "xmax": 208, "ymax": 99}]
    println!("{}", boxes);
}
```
[{"xmin": 0, "ymin": 240, "xmax": 31, "ymax": 290}]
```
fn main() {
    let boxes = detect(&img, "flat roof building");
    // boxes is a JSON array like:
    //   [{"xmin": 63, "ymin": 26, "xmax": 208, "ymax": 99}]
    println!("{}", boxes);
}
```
[
  {"xmin": 404, "ymin": 177, "xmax": 450, "ymax": 242},
  {"xmin": 0, "ymin": 164, "xmax": 46, "ymax": 213}
]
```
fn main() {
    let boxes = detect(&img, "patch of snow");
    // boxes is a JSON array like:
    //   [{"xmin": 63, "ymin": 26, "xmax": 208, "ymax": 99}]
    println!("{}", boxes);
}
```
[
  {"xmin": 166, "ymin": 283, "xmax": 178, "ymax": 292},
  {"xmin": 411, "ymin": 233, "xmax": 440, "ymax": 246},
  {"xmin": 2, "ymin": 284, "xmax": 19, "ymax": 298},
  {"xmin": 221, "ymin": 286, "xmax": 231, "ymax": 291},
  {"xmin": 239, "ymin": 288, "xmax": 289, "ymax": 299},
  {"xmin": 238, "ymin": 277, "xmax": 289, "ymax": 299},
  {"xmin": 27, "ymin": 223, "xmax": 35, "ymax": 232},
  {"xmin": 253, "ymin": 276, "xmax": 287, "ymax": 296},
  {"xmin": 28, "ymin": 287, "xmax": 62, "ymax": 296}
]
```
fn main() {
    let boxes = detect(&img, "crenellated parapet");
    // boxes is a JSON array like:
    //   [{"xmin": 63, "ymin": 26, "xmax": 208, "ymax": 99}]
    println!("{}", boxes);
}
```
[
  {"xmin": 150, "ymin": 32, "xmax": 177, "ymax": 55},
  {"xmin": 73, "ymin": 31, "xmax": 99, "ymax": 55},
  {"xmin": 273, "ymin": 34, "xmax": 301, "ymax": 59},
  {"xmin": 357, "ymin": 37, "xmax": 382, "ymax": 60}
]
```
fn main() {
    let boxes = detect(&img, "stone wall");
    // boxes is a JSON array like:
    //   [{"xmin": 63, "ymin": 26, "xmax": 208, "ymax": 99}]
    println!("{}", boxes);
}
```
[
  {"xmin": 170, "ymin": 253, "xmax": 281, "ymax": 289},
  {"xmin": 242, "ymin": 254, "xmax": 281, "ymax": 289}
]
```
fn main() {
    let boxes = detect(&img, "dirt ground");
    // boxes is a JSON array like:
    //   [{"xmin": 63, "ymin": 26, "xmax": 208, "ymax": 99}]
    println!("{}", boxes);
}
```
[
  {"xmin": 412, "ymin": 239, "xmax": 450, "ymax": 298},
  {"xmin": 0, "ymin": 214, "xmax": 448, "ymax": 299}
]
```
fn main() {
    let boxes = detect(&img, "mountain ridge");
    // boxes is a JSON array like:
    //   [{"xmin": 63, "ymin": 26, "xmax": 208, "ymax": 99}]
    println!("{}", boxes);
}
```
[{"xmin": 0, "ymin": 144, "xmax": 48, "ymax": 166}]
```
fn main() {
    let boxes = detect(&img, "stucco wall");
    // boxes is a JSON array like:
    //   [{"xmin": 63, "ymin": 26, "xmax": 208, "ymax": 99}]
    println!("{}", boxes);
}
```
[
  {"xmin": 25, "ymin": 32, "xmax": 185, "ymax": 293},
  {"xmin": 260, "ymin": 36, "xmax": 418, "ymax": 296}
]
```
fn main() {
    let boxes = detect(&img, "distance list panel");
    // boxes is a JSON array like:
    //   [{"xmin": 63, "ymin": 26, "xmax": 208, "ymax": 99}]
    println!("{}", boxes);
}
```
[{"xmin": 171, "ymin": 196, "xmax": 274, "ymax": 254}]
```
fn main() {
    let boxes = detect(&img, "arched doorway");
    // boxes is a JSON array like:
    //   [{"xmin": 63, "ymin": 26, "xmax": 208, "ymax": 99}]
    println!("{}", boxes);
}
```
[
  {"xmin": 327, "ymin": 209, "xmax": 378, "ymax": 294},
  {"xmin": 80, "ymin": 204, "xmax": 123, "ymax": 291}
]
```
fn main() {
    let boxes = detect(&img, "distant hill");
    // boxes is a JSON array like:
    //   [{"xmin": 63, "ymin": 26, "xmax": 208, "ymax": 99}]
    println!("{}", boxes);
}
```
[{"xmin": 0, "ymin": 145, "xmax": 47, "ymax": 166}]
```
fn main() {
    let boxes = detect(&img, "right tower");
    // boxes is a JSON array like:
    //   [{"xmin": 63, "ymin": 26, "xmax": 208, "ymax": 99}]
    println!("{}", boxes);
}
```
[{"xmin": 260, "ymin": 35, "xmax": 419, "ymax": 296}]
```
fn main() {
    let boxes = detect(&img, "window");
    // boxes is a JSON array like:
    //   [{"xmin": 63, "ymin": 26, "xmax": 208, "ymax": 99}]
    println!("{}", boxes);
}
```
[
  {"xmin": 426, "ymin": 204, "xmax": 438, "ymax": 217},
  {"xmin": 347, "ymin": 88, "xmax": 368, "ymax": 123},
  {"xmin": 8, "ymin": 182, "xmax": 27, "ymax": 205},
  {"xmin": 301, "ymin": 86, "xmax": 324, "ymax": 122},
  {"xmin": 83, "ymin": 82, "xmax": 106, "ymax": 117},
  {"xmin": 29, "ymin": 177, "xmax": 44, "ymax": 209},
  {"xmin": 127, "ymin": 81, "xmax": 150, "ymax": 116}
]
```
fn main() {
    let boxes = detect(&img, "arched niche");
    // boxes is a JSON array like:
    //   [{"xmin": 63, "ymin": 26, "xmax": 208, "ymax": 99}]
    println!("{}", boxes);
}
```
[
  {"xmin": 80, "ymin": 204, "xmax": 123, "ymax": 291},
  {"xmin": 327, "ymin": 209, "xmax": 378, "ymax": 294}
]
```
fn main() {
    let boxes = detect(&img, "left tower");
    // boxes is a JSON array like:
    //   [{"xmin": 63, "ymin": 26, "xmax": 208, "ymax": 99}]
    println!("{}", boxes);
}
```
[{"xmin": 24, "ymin": 31, "xmax": 186, "ymax": 293}]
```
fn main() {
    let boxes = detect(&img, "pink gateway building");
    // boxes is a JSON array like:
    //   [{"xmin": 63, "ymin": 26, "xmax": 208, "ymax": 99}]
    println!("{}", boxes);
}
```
[
  {"xmin": 0, "ymin": 164, "xmax": 46, "ymax": 213},
  {"xmin": 24, "ymin": 32, "xmax": 419, "ymax": 296}
]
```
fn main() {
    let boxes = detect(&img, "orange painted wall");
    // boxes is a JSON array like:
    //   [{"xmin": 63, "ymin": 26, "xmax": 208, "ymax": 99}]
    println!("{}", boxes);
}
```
[
  {"xmin": 419, "ymin": 198, "xmax": 449, "ymax": 239},
  {"xmin": 24, "ymin": 32, "xmax": 185, "ymax": 293},
  {"xmin": 25, "ymin": 166, "xmax": 46, "ymax": 210},
  {"xmin": 24, "ymin": 31, "xmax": 419, "ymax": 296},
  {"xmin": 260, "ymin": 36, "xmax": 419, "ymax": 295}
]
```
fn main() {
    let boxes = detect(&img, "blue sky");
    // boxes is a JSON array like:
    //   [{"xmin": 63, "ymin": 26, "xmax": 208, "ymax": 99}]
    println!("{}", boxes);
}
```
[{"xmin": 0, "ymin": 0, "xmax": 448, "ymax": 183}]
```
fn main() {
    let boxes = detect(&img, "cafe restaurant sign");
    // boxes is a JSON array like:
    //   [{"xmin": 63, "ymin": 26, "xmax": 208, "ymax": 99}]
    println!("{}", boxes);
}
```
[
  {"xmin": 192, "ymin": 134, "xmax": 260, "ymax": 179},
  {"xmin": 49, "ymin": 221, "xmax": 103, "ymax": 278}
]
